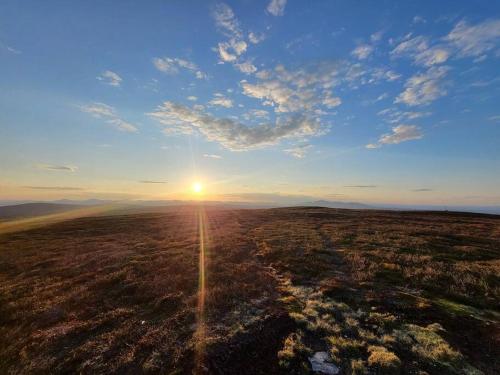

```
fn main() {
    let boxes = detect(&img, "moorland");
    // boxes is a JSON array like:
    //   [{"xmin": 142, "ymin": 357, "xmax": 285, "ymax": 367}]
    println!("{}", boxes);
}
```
[{"xmin": 0, "ymin": 206, "xmax": 498, "ymax": 374}]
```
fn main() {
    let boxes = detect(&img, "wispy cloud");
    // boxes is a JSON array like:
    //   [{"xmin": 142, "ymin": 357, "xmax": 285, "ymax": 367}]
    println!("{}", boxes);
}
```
[
  {"xmin": 203, "ymin": 154, "xmax": 222, "ymax": 159},
  {"xmin": 209, "ymin": 93, "xmax": 233, "ymax": 108},
  {"xmin": 392, "ymin": 19, "xmax": 500, "ymax": 68},
  {"xmin": 267, "ymin": 0, "xmax": 287, "ymax": 16},
  {"xmin": 213, "ymin": 3, "xmax": 243, "ymax": 39},
  {"xmin": 80, "ymin": 102, "xmax": 138, "ymax": 133},
  {"xmin": 445, "ymin": 19, "xmax": 500, "ymax": 58},
  {"xmin": 351, "ymin": 44, "xmax": 374, "ymax": 60},
  {"xmin": 212, "ymin": 3, "xmax": 249, "ymax": 65},
  {"xmin": 248, "ymin": 31, "xmax": 266, "ymax": 44},
  {"xmin": 241, "ymin": 62, "xmax": 342, "ymax": 114},
  {"xmin": 344, "ymin": 185, "xmax": 378, "ymax": 188},
  {"xmin": 395, "ymin": 66, "xmax": 449, "ymax": 106},
  {"xmin": 139, "ymin": 180, "xmax": 167, "ymax": 184},
  {"xmin": 378, "ymin": 107, "xmax": 432, "ymax": 123},
  {"xmin": 371, "ymin": 30, "xmax": 384, "ymax": 42},
  {"xmin": 97, "ymin": 70, "xmax": 122, "ymax": 87},
  {"xmin": 391, "ymin": 36, "xmax": 450, "ymax": 66},
  {"xmin": 284, "ymin": 144, "xmax": 312, "ymax": 158},
  {"xmin": 412, "ymin": 188, "xmax": 433, "ymax": 192},
  {"xmin": 235, "ymin": 60, "xmax": 257, "ymax": 74},
  {"xmin": 0, "ymin": 41, "xmax": 21, "ymax": 54},
  {"xmin": 148, "ymin": 101, "xmax": 325, "ymax": 150},
  {"xmin": 412, "ymin": 16, "xmax": 426, "ymax": 25},
  {"xmin": 367, "ymin": 124, "xmax": 423, "ymax": 149},
  {"xmin": 37, "ymin": 164, "xmax": 78, "ymax": 172},
  {"xmin": 153, "ymin": 57, "xmax": 207, "ymax": 79},
  {"xmin": 23, "ymin": 186, "xmax": 83, "ymax": 190},
  {"xmin": 243, "ymin": 109, "xmax": 270, "ymax": 120}
]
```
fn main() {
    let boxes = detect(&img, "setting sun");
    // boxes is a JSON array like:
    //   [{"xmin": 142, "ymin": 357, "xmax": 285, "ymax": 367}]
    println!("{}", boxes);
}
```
[{"xmin": 192, "ymin": 182, "xmax": 203, "ymax": 194}]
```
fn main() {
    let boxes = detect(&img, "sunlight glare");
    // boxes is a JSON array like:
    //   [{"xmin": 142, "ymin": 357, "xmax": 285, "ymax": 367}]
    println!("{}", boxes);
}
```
[{"xmin": 192, "ymin": 182, "xmax": 203, "ymax": 194}]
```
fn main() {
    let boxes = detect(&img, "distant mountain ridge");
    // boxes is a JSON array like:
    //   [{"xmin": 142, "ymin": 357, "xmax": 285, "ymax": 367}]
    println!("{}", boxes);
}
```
[
  {"xmin": 0, "ymin": 203, "xmax": 84, "ymax": 220},
  {"xmin": 0, "ymin": 200, "xmax": 498, "ymax": 217},
  {"xmin": 302, "ymin": 200, "xmax": 373, "ymax": 209}
]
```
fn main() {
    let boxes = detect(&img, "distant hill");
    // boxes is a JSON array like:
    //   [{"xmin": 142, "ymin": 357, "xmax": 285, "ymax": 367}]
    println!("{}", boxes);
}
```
[
  {"xmin": 301, "ymin": 200, "xmax": 373, "ymax": 209},
  {"xmin": 0, "ymin": 203, "xmax": 83, "ymax": 220}
]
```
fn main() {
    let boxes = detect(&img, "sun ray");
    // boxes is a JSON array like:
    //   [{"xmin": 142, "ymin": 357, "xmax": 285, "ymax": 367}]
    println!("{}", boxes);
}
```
[{"xmin": 194, "ymin": 206, "xmax": 208, "ymax": 374}]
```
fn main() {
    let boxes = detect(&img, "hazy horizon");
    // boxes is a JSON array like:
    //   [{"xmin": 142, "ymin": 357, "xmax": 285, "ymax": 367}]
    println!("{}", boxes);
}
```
[{"xmin": 1, "ymin": 1, "xmax": 500, "ymax": 206}]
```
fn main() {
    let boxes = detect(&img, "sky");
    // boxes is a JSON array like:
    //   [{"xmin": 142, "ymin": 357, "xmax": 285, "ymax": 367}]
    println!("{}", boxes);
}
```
[{"xmin": 1, "ymin": 0, "xmax": 499, "ymax": 206}]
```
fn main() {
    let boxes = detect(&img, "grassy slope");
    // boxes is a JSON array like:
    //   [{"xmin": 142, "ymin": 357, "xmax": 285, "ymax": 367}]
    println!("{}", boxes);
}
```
[{"xmin": 0, "ymin": 206, "xmax": 498, "ymax": 374}]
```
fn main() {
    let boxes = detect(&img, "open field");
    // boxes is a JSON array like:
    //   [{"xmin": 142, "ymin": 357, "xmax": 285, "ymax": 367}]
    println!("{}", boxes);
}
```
[{"xmin": 0, "ymin": 206, "xmax": 499, "ymax": 374}]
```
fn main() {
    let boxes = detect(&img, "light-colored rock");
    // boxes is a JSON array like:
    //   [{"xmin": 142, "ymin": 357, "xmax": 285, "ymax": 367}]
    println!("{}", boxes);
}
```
[{"xmin": 308, "ymin": 352, "xmax": 340, "ymax": 374}]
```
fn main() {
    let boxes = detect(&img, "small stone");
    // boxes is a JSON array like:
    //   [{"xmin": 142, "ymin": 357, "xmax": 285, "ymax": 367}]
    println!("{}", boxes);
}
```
[{"xmin": 308, "ymin": 352, "xmax": 340, "ymax": 374}]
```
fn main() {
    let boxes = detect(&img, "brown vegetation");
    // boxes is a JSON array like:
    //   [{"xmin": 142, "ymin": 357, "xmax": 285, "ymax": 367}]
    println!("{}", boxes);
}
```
[{"xmin": 0, "ymin": 206, "xmax": 499, "ymax": 374}]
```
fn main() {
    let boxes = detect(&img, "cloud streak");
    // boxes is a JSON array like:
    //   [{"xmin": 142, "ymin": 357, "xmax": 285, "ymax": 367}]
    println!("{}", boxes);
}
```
[
  {"xmin": 284, "ymin": 144, "xmax": 312, "ymax": 158},
  {"xmin": 153, "ymin": 57, "xmax": 207, "ymax": 79},
  {"xmin": 267, "ymin": 0, "xmax": 287, "ymax": 16},
  {"xmin": 97, "ymin": 70, "xmax": 122, "ymax": 86},
  {"xmin": 395, "ymin": 66, "xmax": 449, "ymax": 106},
  {"xmin": 367, "ymin": 124, "xmax": 423, "ymax": 149},
  {"xmin": 24, "ymin": 186, "xmax": 83, "ymax": 190},
  {"xmin": 37, "ymin": 164, "xmax": 78, "ymax": 172},
  {"xmin": 80, "ymin": 103, "xmax": 138, "ymax": 133},
  {"xmin": 204, "ymin": 154, "xmax": 222, "ymax": 159}
]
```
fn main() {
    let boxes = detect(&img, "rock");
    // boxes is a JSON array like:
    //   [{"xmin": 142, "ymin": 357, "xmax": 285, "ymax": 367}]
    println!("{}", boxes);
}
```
[{"xmin": 308, "ymin": 352, "xmax": 340, "ymax": 374}]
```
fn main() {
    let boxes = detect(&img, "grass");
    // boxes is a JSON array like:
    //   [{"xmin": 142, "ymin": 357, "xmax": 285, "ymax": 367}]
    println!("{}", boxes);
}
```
[{"xmin": 0, "ymin": 206, "xmax": 499, "ymax": 374}]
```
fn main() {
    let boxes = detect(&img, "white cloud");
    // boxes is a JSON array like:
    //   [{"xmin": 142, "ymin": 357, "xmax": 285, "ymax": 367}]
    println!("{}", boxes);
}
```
[
  {"xmin": 391, "ymin": 36, "xmax": 450, "ymax": 66},
  {"xmin": 393, "ymin": 19, "xmax": 500, "ymax": 68},
  {"xmin": 0, "ymin": 41, "xmax": 21, "ymax": 54},
  {"xmin": 248, "ymin": 31, "xmax": 266, "ymax": 44},
  {"xmin": 412, "ymin": 16, "xmax": 426, "ymax": 24},
  {"xmin": 395, "ymin": 66, "xmax": 449, "ymax": 106},
  {"xmin": 241, "ymin": 63, "xmax": 342, "ymax": 114},
  {"xmin": 367, "ymin": 124, "xmax": 423, "ymax": 149},
  {"xmin": 97, "ymin": 70, "xmax": 122, "ymax": 87},
  {"xmin": 248, "ymin": 109, "xmax": 269, "ymax": 118},
  {"xmin": 445, "ymin": 19, "xmax": 500, "ymax": 58},
  {"xmin": 148, "ymin": 101, "xmax": 325, "ymax": 150},
  {"xmin": 267, "ymin": 0, "xmax": 287, "ymax": 16},
  {"xmin": 37, "ymin": 164, "xmax": 78, "ymax": 172},
  {"xmin": 204, "ymin": 154, "xmax": 222, "ymax": 159},
  {"xmin": 322, "ymin": 95, "xmax": 342, "ymax": 108},
  {"xmin": 235, "ymin": 60, "xmax": 257, "ymax": 74},
  {"xmin": 209, "ymin": 93, "xmax": 233, "ymax": 108},
  {"xmin": 187, "ymin": 96, "xmax": 198, "ymax": 101},
  {"xmin": 212, "ymin": 3, "xmax": 251, "ymax": 66},
  {"xmin": 368, "ymin": 68, "xmax": 401, "ymax": 83},
  {"xmin": 371, "ymin": 31, "xmax": 384, "ymax": 43},
  {"xmin": 376, "ymin": 93, "xmax": 389, "ymax": 101},
  {"xmin": 195, "ymin": 71, "xmax": 208, "ymax": 79},
  {"xmin": 80, "ymin": 102, "xmax": 138, "ymax": 133},
  {"xmin": 153, "ymin": 57, "xmax": 206, "ymax": 79},
  {"xmin": 378, "ymin": 107, "xmax": 432, "ymax": 123},
  {"xmin": 351, "ymin": 44, "xmax": 374, "ymax": 60},
  {"xmin": 217, "ymin": 39, "xmax": 248, "ymax": 62},
  {"xmin": 284, "ymin": 144, "xmax": 312, "ymax": 158},
  {"xmin": 213, "ymin": 3, "xmax": 242, "ymax": 39}
]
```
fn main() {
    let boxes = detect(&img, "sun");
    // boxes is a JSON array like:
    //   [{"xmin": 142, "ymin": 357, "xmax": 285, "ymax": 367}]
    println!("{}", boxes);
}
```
[{"xmin": 192, "ymin": 182, "xmax": 203, "ymax": 194}]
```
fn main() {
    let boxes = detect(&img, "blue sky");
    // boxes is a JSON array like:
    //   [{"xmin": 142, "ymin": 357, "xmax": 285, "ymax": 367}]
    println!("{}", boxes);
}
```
[{"xmin": 1, "ymin": 0, "xmax": 499, "ymax": 205}]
